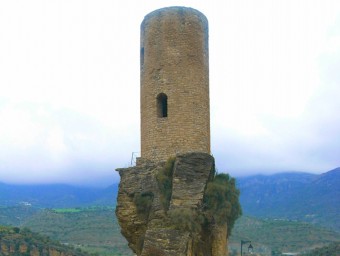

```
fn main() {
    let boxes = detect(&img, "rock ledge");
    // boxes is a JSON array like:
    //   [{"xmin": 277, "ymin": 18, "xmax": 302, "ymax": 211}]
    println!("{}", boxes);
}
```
[{"xmin": 116, "ymin": 152, "xmax": 229, "ymax": 256}]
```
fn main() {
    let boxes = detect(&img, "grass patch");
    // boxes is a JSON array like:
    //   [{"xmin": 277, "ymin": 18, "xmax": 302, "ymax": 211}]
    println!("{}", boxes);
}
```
[
  {"xmin": 168, "ymin": 208, "xmax": 204, "ymax": 233},
  {"xmin": 52, "ymin": 206, "xmax": 115, "ymax": 214},
  {"xmin": 156, "ymin": 157, "xmax": 175, "ymax": 211},
  {"xmin": 133, "ymin": 192, "xmax": 154, "ymax": 216}
]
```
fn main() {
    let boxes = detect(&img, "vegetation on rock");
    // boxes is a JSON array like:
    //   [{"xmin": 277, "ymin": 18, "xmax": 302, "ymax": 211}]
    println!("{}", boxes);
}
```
[
  {"xmin": 168, "ymin": 208, "xmax": 205, "ymax": 233},
  {"xmin": 133, "ymin": 191, "xmax": 154, "ymax": 216},
  {"xmin": 154, "ymin": 157, "xmax": 242, "ymax": 238},
  {"xmin": 203, "ymin": 173, "xmax": 242, "ymax": 236},
  {"xmin": 156, "ymin": 157, "xmax": 176, "ymax": 210}
]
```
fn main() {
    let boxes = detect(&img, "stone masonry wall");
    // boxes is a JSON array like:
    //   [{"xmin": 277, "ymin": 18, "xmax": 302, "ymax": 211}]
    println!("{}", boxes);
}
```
[{"xmin": 140, "ymin": 7, "xmax": 210, "ymax": 162}]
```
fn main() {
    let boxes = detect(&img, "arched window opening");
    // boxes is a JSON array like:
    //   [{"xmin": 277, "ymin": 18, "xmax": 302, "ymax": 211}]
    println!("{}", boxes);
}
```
[{"xmin": 157, "ymin": 93, "xmax": 168, "ymax": 118}]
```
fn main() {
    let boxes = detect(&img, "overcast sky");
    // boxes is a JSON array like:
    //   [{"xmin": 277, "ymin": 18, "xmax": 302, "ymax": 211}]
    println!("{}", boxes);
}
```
[{"xmin": 0, "ymin": 0, "xmax": 339, "ymax": 186}]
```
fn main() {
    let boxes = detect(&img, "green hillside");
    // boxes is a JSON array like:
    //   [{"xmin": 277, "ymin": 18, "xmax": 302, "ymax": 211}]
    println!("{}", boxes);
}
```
[
  {"xmin": 238, "ymin": 168, "xmax": 340, "ymax": 231},
  {"xmin": 1, "ymin": 206, "xmax": 338, "ymax": 256},
  {"xmin": 300, "ymin": 241, "xmax": 340, "ymax": 256},
  {"xmin": 0, "ymin": 226, "xmax": 91, "ymax": 255},
  {"xmin": 1, "ymin": 168, "xmax": 339, "ymax": 233},
  {"xmin": 22, "ymin": 207, "xmax": 132, "ymax": 256},
  {"xmin": 0, "ymin": 205, "xmax": 40, "ymax": 227},
  {"xmin": 229, "ymin": 216, "xmax": 340, "ymax": 255},
  {"xmin": 0, "ymin": 169, "xmax": 339, "ymax": 255}
]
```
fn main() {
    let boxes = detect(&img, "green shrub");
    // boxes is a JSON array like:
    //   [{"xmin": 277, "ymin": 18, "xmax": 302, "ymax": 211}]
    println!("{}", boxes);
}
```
[
  {"xmin": 203, "ymin": 173, "xmax": 242, "ymax": 236},
  {"xmin": 168, "ymin": 208, "xmax": 204, "ymax": 233},
  {"xmin": 133, "ymin": 192, "xmax": 154, "ymax": 215},
  {"xmin": 156, "ymin": 157, "xmax": 175, "ymax": 211}
]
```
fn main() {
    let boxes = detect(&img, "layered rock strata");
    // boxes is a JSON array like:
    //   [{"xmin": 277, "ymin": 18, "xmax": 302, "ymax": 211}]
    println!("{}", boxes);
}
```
[{"xmin": 115, "ymin": 152, "xmax": 228, "ymax": 256}]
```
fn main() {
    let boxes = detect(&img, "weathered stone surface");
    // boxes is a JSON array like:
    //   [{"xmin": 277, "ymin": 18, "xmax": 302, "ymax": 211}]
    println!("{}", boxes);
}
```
[
  {"xmin": 116, "ymin": 152, "xmax": 228, "ymax": 256},
  {"xmin": 211, "ymin": 225, "xmax": 228, "ymax": 256},
  {"xmin": 142, "ymin": 229, "xmax": 190, "ymax": 256},
  {"xmin": 171, "ymin": 152, "xmax": 214, "ymax": 209},
  {"xmin": 116, "ymin": 162, "xmax": 163, "ymax": 254},
  {"xmin": 140, "ymin": 6, "xmax": 211, "ymax": 163}
]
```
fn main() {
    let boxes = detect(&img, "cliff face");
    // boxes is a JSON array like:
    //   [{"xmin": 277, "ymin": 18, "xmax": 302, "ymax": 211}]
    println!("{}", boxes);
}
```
[{"xmin": 116, "ymin": 152, "xmax": 229, "ymax": 256}]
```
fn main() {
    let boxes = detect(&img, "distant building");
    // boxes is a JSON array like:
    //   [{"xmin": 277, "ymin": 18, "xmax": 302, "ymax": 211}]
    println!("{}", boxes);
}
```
[{"xmin": 20, "ymin": 201, "xmax": 32, "ymax": 206}]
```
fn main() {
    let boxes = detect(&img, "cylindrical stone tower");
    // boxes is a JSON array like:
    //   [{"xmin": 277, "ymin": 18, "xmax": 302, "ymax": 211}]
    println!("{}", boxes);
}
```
[{"xmin": 140, "ymin": 6, "xmax": 210, "ymax": 162}]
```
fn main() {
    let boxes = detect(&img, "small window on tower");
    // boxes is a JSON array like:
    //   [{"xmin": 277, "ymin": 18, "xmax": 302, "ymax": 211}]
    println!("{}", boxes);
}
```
[
  {"xmin": 140, "ymin": 47, "xmax": 144, "ymax": 67},
  {"xmin": 157, "ymin": 93, "xmax": 168, "ymax": 118}
]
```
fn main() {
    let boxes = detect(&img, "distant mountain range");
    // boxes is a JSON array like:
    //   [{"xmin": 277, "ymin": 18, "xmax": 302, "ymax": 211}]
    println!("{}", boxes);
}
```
[
  {"xmin": 1, "ymin": 167, "xmax": 339, "ymax": 231},
  {"xmin": 0, "ymin": 183, "xmax": 117, "ymax": 208},
  {"xmin": 237, "ymin": 167, "xmax": 340, "ymax": 231}
]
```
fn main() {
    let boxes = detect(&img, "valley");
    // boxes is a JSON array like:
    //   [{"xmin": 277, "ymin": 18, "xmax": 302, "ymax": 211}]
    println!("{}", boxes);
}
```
[{"xmin": 0, "ymin": 168, "xmax": 339, "ymax": 255}]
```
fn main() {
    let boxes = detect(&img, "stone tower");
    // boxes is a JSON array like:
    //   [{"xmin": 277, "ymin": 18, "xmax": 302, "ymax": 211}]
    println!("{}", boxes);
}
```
[
  {"xmin": 140, "ymin": 6, "xmax": 210, "ymax": 162},
  {"xmin": 116, "ymin": 8, "xmax": 239, "ymax": 256}
]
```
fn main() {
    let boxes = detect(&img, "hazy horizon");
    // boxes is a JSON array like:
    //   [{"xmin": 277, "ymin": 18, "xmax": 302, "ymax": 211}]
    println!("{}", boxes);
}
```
[
  {"xmin": 1, "ymin": 167, "xmax": 339, "ymax": 188},
  {"xmin": 1, "ymin": 0, "xmax": 340, "ymax": 185}
]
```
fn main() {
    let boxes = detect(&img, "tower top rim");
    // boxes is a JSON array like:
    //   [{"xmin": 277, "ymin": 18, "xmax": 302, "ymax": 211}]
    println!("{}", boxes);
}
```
[{"xmin": 141, "ymin": 6, "xmax": 208, "ymax": 29}]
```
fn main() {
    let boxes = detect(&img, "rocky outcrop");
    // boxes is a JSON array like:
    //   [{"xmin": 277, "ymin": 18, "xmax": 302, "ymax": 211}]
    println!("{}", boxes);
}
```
[{"xmin": 115, "ymin": 152, "xmax": 229, "ymax": 256}]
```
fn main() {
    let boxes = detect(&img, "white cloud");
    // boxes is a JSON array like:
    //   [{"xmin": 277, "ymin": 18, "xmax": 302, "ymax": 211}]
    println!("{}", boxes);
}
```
[{"xmin": 0, "ymin": 0, "xmax": 340, "ymax": 184}]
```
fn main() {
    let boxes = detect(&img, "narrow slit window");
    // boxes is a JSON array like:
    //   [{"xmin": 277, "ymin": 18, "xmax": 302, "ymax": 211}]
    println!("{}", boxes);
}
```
[
  {"xmin": 157, "ymin": 93, "xmax": 168, "ymax": 118},
  {"xmin": 140, "ymin": 47, "xmax": 144, "ymax": 67}
]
